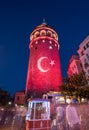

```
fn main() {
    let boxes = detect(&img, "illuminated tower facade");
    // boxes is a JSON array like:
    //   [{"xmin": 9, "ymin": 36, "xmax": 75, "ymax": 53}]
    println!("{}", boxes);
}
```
[{"xmin": 26, "ymin": 22, "xmax": 62, "ymax": 96}]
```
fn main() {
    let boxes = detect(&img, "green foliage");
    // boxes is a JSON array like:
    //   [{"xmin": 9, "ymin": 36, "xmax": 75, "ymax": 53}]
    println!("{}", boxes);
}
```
[
  {"xmin": 70, "ymin": 72, "xmax": 88, "ymax": 87},
  {"xmin": 61, "ymin": 72, "xmax": 89, "ymax": 101}
]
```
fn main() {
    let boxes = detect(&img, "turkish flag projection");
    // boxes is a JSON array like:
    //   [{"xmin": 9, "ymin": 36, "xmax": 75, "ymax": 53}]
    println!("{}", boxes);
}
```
[
  {"xmin": 26, "ymin": 37, "xmax": 62, "ymax": 94},
  {"xmin": 26, "ymin": 23, "xmax": 62, "ymax": 95}
]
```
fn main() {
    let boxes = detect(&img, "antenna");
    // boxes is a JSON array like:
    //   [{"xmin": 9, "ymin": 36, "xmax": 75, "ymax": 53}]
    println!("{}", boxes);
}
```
[
  {"xmin": 43, "ymin": 18, "xmax": 46, "ymax": 23},
  {"xmin": 42, "ymin": 18, "xmax": 47, "ymax": 25}
]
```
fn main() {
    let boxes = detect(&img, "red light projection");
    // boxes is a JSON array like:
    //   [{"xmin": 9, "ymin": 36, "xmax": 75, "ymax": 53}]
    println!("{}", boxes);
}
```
[{"xmin": 26, "ymin": 23, "xmax": 62, "ymax": 96}]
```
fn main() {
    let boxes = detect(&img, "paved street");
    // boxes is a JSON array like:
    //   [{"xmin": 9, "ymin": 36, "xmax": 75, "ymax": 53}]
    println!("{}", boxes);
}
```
[
  {"xmin": 0, "ymin": 107, "xmax": 26, "ymax": 130},
  {"xmin": 0, "ymin": 104, "xmax": 89, "ymax": 130}
]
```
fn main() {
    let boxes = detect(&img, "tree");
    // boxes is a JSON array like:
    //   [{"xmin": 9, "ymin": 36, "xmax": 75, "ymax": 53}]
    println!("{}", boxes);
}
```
[
  {"xmin": 61, "ymin": 79, "xmax": 75, "ymax": 97},
  {"xmin": 61, "ymin": 72, "xmax": 88, "ymax": 102},
  {"xmin": 70, "ymin": 72, "xmax": 88, "ymax": 88}
]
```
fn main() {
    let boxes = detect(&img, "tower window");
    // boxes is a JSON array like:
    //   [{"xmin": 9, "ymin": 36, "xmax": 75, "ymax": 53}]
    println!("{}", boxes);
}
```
[
  {"xmin": 30, "ymin": 35, "xmax": 34, "ymax": 41},
  {"xmin": 49, "ymin": 46, "xmax": 53, "ymax": 50},
  {"xmin": 35, "ymin": 47, "xmax": 38, "ymax": 50},
  {"xmin": 55, "ymin": 44, "xmax": 57, "ymax": 47},
  {"xmin": 42, "ymin": 40, "xmax": 45, "ymax": 43},
  {"xmin": 58, "ymin": 44, "xmax": 60, "ymax": 50},
  {"xmin": 47, "ymin": 31, "xmax": 52, "ymax": 37},
  {"xmin": 34, "ymin": 31, "xmax": 40, "ymax": 38},
  {"xmin": 35, "ymin": 41, "xmax": 38, "ymax": 44},
  {"xmin": 40, "ymin": 30, "xmax": 46, "ymax": 36},
  {"xmin": 49, "ymin": 40, "xmax": 52, "ymax": 44}
]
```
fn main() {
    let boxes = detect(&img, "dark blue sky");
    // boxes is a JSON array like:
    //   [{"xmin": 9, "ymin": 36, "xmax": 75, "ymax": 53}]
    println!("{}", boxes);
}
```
[{"xmin": 0, "ymin": 0, "xmax": 89, "ymax": 96}]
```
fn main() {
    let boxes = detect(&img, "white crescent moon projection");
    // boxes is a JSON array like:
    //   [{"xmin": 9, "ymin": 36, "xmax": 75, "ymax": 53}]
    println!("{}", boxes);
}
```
[{"xmin": 37, "ymin": 57, "xmax": 49, "ymax": 72}]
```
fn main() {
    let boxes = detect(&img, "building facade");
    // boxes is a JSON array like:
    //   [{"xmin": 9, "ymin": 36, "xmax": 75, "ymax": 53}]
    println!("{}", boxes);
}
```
[
  {"xmin": 14, "ymin": 91, "xmax": 25, "ymax": 105},
  {"xmin": 77, "ymin": 35, "xmax": 89, "ymax": 80},
  {"xmin": 26, "ymin": 22, "xmax": 62, "ymax": 96},
  {"xmin": 67, "ymin": 55, "xmax": 83, "ymax": 77}
]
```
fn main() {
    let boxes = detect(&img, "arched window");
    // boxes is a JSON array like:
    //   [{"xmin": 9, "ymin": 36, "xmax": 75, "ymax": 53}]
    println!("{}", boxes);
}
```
[
  {"xmin": 47, "ymin": 31, "xmax": 52, "ymax": 37},
  {"xmin": 40, "ymin": 30, "xmax": 46, "ymax": 36}
]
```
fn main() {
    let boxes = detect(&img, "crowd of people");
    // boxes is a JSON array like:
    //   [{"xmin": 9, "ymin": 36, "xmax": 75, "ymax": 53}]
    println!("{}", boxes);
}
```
[
  {"xmin": 0, "ymin": 98, "xmax": 88, "ymax": 130},
  {"xmin": 0, "ymin": 106, "xmax": 27, "ymax": 130},
  {"xmin": 51, "ymin": 98, "xmax": 81, "ymax": 130}
]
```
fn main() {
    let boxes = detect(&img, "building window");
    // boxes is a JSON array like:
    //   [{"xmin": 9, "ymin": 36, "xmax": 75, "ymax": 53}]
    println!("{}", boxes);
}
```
[
  {"xmin": 80, "ymin": 63, "xmax": 82, "ymax": 67},
  {"xmin": 88, "ymin": 69, "xmax": 89, "ymax": 74},
  {"xmin": 84, "ymin": 62, "xmax": 89, "ymax": 69},
  {"xmin": 83, "ymin": 46, "xmax": 86, "ymax": 51},
  {"xmin": 17, "ymin": 96, "xmax": 20, "ymax": 100},
  {"xmin": 74, "ymin": 65, "xmax": 76, "ymax": 68},
  {"xmin": 86, "ymin": 53, "xmax": 89, "ymax": 60},
  {"xmin": 81, "ymin": 51, "xmax": 84, "ymax": 56},
  {"xmin": 84, "ymin": 58, "xmax": 89, "ymax": 68},
  {"xmin": 86, "ymin": 42, "xmax": 89, "ymax": 48},
  {"xmin": 84, "ymin": 58, "xmax": 87, "ymax": 63}
]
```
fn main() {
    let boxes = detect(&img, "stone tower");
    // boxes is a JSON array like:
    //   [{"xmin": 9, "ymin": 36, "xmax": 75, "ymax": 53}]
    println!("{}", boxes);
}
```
[{"xmin": 26, "ymin": 22, "xmax": 62, "ymax": 97}]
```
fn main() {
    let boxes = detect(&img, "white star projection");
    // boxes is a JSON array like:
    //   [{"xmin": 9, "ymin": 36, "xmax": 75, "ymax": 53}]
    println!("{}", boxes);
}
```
[
  {"xmin": 50, "ymin": 60, "xmax": 55, "ymax": 66},
  {"xmin": 37, "ymin": 57, "xmax": 55, "ymax": 72}
]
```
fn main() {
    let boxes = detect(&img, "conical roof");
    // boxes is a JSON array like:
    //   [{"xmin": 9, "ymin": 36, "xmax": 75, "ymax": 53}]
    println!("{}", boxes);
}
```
[{"xmin": 34, "ymin": 21, "xmax": 56, "ymax": 31}]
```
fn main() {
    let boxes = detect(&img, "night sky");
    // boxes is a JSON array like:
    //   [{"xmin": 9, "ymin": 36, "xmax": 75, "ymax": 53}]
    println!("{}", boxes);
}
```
[{"xmin": 0, "ymin": 0, "xmax": 89, "ymax": 96}]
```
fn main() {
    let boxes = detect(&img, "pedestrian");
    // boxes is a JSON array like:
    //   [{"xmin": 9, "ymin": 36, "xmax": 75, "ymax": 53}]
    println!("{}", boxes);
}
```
[
  {"xmin": 56, "ymin": 103, "xmax": 65, "ymax": 130},
  {"xmin": 66, "ymin": 99, "xmax": 81, "ymax": 130},
  {"xmin": 51, "ymin": 113, "xmax": 58, "ymax": 130}
]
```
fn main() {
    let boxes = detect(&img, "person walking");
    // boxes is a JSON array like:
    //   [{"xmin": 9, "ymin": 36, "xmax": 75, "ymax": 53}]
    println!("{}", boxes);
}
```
[
  {"xmin": 66, "ymin": 99, "xmax": 81, "ymax": 130},
  {"xmin": 56, "ymin": 104, "xmax": 65, "ymax": 130},
  {"xmin": 51, "ymin": 115, "xmax": 58, "ymax": 130}
]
